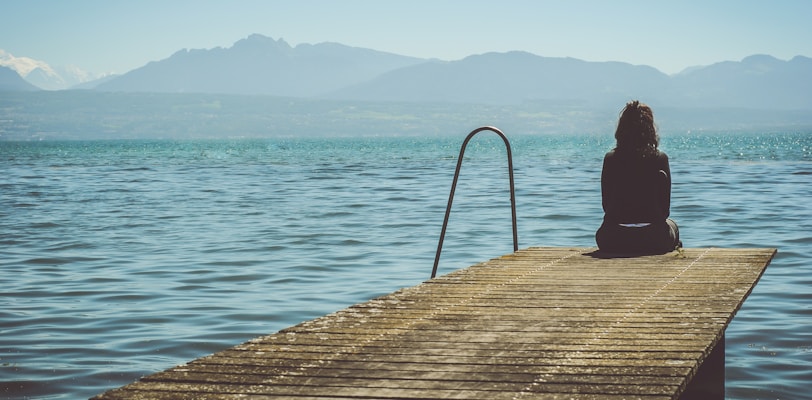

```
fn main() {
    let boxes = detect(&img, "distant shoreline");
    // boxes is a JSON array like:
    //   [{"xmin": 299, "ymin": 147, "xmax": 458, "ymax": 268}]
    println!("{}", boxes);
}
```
[{"xmin": 2, "ymin": 91, "xmax": 811, "ymax": 141}]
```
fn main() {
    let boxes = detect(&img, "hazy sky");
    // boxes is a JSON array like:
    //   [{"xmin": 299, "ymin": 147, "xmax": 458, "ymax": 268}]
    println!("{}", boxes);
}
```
[{"xmin": 2, "ymin": 0, "xmax": 811, "ymax": 75}]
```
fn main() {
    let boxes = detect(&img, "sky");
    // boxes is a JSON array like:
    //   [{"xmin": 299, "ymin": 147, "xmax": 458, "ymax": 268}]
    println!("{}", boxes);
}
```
[{"xmin": 2, "ymin": 0, "xmax": 811, "ymax": 76}]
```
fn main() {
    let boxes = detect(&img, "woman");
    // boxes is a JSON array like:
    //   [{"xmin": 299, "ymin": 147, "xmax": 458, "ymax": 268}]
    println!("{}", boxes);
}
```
[{"xmin": 596, "ymin": 100, "xmax": 680, "ymax": 254}]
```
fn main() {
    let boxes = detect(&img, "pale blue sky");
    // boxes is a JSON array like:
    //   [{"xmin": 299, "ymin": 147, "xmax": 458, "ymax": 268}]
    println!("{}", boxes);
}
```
[{"xmin": 2, "ymin": 0, "xmax": 810, "ymax": 75}]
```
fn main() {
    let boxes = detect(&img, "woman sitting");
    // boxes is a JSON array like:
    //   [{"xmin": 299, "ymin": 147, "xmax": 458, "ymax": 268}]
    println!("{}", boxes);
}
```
[{"xmin": 596, "ymin": 100, "xmax": 681, "ymax": 254}]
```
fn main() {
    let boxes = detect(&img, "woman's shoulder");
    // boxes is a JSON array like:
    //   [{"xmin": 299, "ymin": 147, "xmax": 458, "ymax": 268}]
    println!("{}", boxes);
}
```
[{"xmin": 605, "ymin": 148, "xmax": 669, "ymax": 165}]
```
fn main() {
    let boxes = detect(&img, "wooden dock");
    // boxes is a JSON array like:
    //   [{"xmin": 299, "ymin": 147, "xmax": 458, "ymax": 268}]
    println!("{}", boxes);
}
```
[{"xmin": 93, "ymin": 247, "xmax": 775, "ymax": 400}]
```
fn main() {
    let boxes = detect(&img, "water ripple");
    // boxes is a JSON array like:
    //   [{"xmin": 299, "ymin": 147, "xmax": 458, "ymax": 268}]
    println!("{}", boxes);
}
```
[{"xmin": 1, "ymin": 133, "xmax": 810, "ymax": 399}]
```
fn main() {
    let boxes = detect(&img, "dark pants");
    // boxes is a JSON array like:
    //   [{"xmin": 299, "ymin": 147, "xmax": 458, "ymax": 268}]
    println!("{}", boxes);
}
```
[{"xmin": 596, "ymin": 219, "xmax": 680, "ymax": 254}]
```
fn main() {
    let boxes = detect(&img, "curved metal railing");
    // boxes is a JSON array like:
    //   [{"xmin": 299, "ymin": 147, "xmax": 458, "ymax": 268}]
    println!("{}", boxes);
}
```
[{"xmin": 431, "ymin": 126, "xmax": 518, "ymax": 279}]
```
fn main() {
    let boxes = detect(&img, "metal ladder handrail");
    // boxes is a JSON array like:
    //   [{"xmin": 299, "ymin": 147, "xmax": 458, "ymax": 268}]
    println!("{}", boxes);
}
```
[{"xmin": 431, "ymin": 126, "xmax": 518, "ymax": 279}]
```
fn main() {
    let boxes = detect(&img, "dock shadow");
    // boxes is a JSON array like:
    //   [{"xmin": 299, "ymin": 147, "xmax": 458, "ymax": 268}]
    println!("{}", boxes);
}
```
[{"xmin": 584, "ymin": 249, "xmax": 672, "ymax": 259}]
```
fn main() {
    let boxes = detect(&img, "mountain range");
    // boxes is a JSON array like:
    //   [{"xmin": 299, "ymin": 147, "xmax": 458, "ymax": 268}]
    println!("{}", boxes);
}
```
[
  {"xmin": 3, "ymin": 34, "xmax": 812, "ymax": 110},
  {"xmin": 0, "ymin": 49, "xmax": 105, "ymax": 90},
  {"xmin": 96, "ymin": 34, "xmax": 426, "ymax": 97},
  {"xmin": 0, "ymin": 65, "xmax": 40, "ymax": 91},
  {"xmin": 336, "ymin": 52, "xmax": 812, "ymax": 109}
]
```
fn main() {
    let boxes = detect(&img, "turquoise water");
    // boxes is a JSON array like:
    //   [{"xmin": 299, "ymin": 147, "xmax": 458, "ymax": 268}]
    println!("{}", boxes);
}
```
[{"xmin": 1, "ymin": 132, "xmax": 810, "ymax": 399}]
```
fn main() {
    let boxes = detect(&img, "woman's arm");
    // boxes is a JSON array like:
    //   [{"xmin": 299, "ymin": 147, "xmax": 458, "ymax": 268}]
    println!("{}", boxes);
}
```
[{"xmin": 659, "ymin": 153, "xmax": 672, "ymax": 219}]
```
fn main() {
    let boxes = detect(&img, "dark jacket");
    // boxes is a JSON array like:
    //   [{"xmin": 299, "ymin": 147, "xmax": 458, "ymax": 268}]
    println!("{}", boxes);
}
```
[{"xmin": 601, "ymin": 149, "xmax": 671, "ymax": 224}]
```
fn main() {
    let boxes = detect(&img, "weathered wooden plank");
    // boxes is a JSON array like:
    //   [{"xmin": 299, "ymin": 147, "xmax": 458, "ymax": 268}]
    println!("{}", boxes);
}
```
[{"xmin": 93, "ymin": 247, "xmax": 775, "ymax": 400}]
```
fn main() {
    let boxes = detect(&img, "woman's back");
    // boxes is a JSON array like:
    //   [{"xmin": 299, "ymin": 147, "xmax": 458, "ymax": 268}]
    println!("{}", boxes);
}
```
[{"xmin": 600, "ymin": 149, "xmax": 671, "ymax": 224}]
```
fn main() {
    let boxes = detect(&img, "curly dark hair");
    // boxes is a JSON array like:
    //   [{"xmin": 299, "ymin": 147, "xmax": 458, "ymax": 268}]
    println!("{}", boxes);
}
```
[{"xmin": 614, "ymin": 100, "xmax": 659, "ymax": 157}]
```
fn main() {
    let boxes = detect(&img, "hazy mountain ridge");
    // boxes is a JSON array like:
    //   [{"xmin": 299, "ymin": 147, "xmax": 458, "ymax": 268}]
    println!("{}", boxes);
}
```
[
  {"xmin": 669, "ymin": 54, "xmax": 812, "ymax": 109},
  {"xmin": 330, "ymin": 52, "xmax": 812, "ymax": 109},
  {"xmin": 95, "ymin": 34, "xmax": 426, "ymax": 96},
  {"xmin": 0, "ymin": 65, "xmax": 40, "ymax": 91},
  {"xmin": 86, "ymin": 35, "xmax": 811, "ymax": 109},
  {"xmin": 326, "ymin": 51, "xmax": 671, "ymax": 106}
]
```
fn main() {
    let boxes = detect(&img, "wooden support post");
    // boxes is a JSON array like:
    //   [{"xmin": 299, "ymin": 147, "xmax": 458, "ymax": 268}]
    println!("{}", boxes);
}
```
[{"xmin": 681, "ymin": 334, "xmax": 726, "ymax": 399}]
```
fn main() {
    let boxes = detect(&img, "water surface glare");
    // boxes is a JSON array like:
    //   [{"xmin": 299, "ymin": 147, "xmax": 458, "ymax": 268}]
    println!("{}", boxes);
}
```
[{"xmin": 1, "ymin": 132, "xmax": 810, "ymax": 399}]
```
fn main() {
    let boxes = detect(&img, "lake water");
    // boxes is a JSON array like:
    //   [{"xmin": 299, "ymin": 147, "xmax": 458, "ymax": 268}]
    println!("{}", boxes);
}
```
[{"xmin": 1, "ymin": 131, "xmax": 810, "ymax": 399}]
